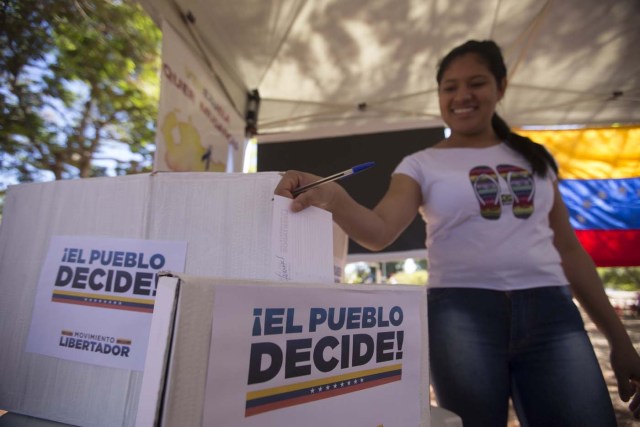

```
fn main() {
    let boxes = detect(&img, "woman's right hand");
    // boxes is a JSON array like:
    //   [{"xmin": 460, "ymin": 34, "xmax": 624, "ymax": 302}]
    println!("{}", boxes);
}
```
[{"xmin": 274, "ymin": 170, "xmax": 344, "ymax": 213}]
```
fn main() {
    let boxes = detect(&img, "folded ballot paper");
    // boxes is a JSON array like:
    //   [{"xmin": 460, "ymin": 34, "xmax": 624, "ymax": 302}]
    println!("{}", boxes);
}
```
[
  {"xmin": 136, "ymin": 274, "xmax": 430, "ymax": 427},
  {"xmin": 0, "ymin": 172, "xmax": 339, "ymax": 427}
]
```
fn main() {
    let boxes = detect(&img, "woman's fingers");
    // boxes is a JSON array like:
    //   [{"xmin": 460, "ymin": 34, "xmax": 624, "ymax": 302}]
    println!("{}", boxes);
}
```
[
  {"xmin": 274, "ymin": 170, "xmax": 326, "ymax": 212},
  {"xmin": 274, "ymin": 170, "xmax": 322, "ymax": 197},
  {"xmin": 274, "ymin": 170, "xmax": 301, "ymax": 198}
]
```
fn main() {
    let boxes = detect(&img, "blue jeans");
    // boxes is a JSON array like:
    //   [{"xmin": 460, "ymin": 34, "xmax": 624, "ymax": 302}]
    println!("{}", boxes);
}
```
[{"xmin": 428, "ymin": 286, "xmax": 616, "ymax": 427}]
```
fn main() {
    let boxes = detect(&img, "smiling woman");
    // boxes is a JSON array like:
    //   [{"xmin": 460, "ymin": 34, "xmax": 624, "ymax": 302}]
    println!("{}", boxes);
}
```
[
  {"xmin": 274, "ymin": 39, "xmax": 640, "ymax": 426},
  {"xmin": 436, "ymin": 55, "xmax": 506, "ymax": 145}
]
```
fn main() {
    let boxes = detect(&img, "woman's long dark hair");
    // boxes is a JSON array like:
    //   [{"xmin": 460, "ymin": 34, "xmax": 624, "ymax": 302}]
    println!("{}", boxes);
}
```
[{"xmin": 436, "ymin": 40, "xmax": 558, "ymax": 177}]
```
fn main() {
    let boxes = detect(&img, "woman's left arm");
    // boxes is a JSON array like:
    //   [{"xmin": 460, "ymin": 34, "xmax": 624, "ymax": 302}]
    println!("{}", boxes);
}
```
[{"xmin": 549, "ymin": 182, "xmax": 640, "ymax": 417}]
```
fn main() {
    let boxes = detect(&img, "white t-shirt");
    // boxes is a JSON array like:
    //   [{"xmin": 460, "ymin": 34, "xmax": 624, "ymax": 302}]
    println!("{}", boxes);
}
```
[{"xmin": 394, "ymin": 142, "xmax": 568, "ymax": 291}]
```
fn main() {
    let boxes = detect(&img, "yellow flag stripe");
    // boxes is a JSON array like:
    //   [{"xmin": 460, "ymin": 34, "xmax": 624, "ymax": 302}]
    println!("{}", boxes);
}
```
[{"xmin": 516, "ymin": 127, "xmax": 640, "ymax": 179}]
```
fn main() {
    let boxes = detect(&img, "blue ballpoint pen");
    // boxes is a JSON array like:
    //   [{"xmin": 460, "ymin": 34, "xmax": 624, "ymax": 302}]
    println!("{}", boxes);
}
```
[{"xmin": 292, "ymin": 162, "xmax": 376, "ymax": 197}]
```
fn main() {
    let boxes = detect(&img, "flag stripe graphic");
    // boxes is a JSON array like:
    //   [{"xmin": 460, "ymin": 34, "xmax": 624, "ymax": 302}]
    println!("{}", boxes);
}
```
[
  {"xmin": 245, "ymin": 364, "xmax": 402, "ymax": 417},
  {"xmin": 51, "ymin": 290, "xmax": 154, "ymax": 313}
]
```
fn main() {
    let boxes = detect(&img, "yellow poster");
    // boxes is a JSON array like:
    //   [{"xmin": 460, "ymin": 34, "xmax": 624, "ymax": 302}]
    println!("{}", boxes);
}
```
[{"xmin": 154, "ymin": 22, "xmax": 246, "ymax": 172}]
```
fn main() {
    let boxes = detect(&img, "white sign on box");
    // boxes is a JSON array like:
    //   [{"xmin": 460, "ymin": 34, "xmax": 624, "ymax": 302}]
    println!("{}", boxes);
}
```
[
  {"xmin": 26, "ymin": 235, "xmax": 187, "ymax": 371},
  {"xmin": 202, "ymin": 283, "xmax": 426, "ymax": 427}
]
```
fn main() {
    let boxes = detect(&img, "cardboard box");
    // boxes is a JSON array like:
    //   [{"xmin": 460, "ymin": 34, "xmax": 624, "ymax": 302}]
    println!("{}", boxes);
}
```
[
  {"xmin": 136, "ymin": 274, "xmax": 431, "ymax": 427},
  {"xmin": 0, "ymin": 172, "xmax": 334, "ymax": 426}
]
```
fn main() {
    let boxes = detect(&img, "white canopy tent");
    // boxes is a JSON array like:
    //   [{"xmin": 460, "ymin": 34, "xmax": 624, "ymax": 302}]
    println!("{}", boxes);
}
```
[{"xmin": 138, "ymin": 0, "xmax": 639, "ymax": 141}]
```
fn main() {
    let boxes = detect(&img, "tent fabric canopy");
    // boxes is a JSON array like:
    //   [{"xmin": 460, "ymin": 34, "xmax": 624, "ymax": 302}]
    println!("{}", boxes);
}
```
[{"xmin": 138, "ymin": 0, "xmax": 640, "ymax": 139}]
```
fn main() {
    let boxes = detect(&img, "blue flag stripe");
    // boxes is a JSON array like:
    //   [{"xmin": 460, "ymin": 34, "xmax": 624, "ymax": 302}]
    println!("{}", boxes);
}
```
[{"xmin": 559, "ymin": 177, "xmax": 640, "ymax": 230}]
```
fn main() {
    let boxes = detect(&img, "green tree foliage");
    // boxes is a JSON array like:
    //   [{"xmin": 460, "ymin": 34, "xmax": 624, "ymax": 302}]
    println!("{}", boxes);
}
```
[
  {"xmin": 0, "ymin": 0, "xmax": 161, "ymax": 187},
  {"xmin": 598, "ymin": 267, "xmax": 640, "ymax": 291}
]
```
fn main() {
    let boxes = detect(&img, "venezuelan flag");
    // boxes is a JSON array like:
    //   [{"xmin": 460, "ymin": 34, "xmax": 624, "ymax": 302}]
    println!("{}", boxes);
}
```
[{"xmin": 519, "ymin": 127, "xmax": 640, "ymax": 267}]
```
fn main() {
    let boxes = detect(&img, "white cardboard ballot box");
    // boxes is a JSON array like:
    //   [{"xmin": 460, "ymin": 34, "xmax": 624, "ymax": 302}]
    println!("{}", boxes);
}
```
[
  {"xmin": 136, "ymin": 273, "xmax": 431, "ymax": 427},
  {"xmin": 0, "ymin": 172, "xmax": 339, "ymax": 427}
]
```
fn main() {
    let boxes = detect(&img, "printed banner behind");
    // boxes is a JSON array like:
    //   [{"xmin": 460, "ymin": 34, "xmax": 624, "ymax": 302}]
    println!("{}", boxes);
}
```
[
  {"xmin": 26, "ymin": 235, "xmax": 187, "ymax": 371},
  {"xmin": 154, "ymin": 22, "xmax": 246, "ymax": 173}
]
